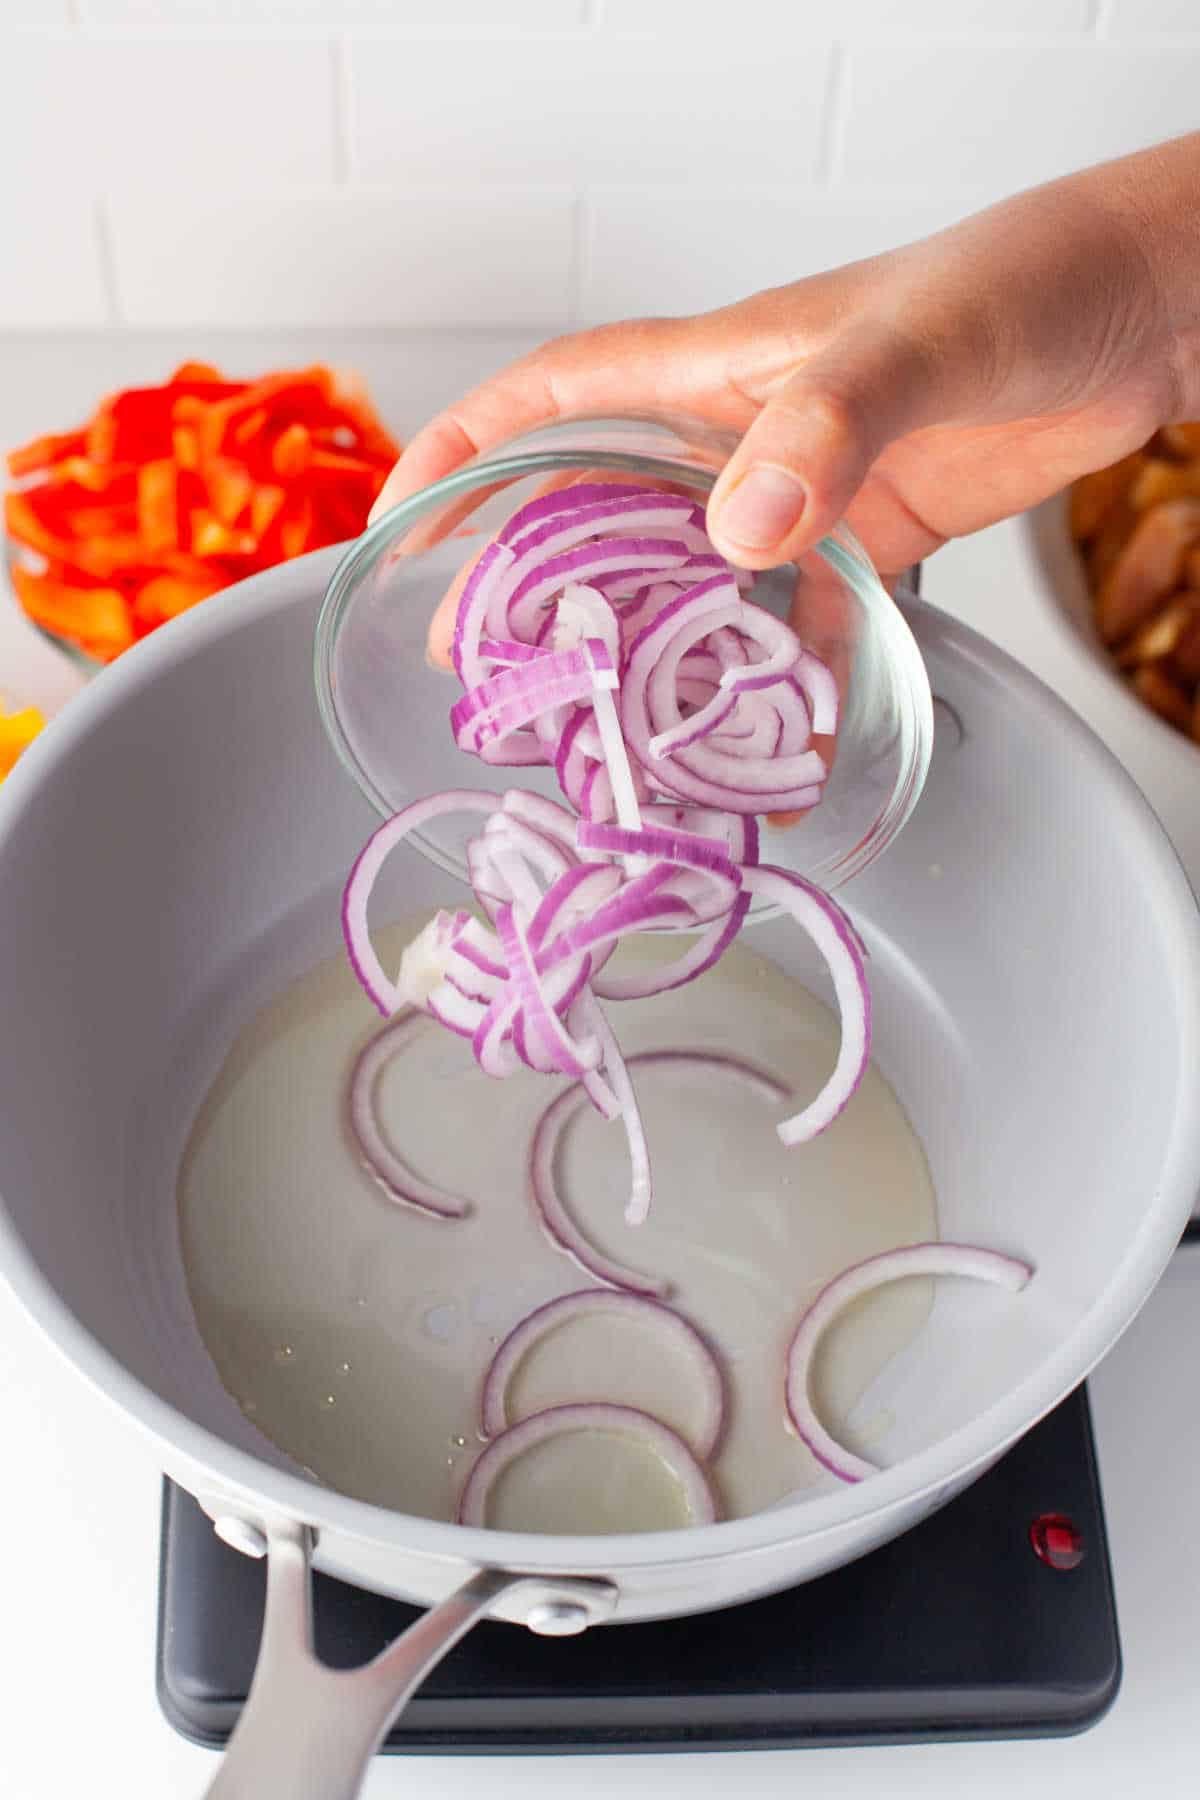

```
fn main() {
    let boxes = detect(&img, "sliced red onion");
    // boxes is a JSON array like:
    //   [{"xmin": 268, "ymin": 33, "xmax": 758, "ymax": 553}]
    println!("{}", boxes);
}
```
[
  {"xmin": 772, "ymin": 677, "xmax": 814, "ymax": 756},
  {"xmin": 674, "ymin": 807, "xmax": 761, "ymax": 866},
  {"xmin": 551, "ymin": 581, "xmax": 621, "ymax": 667},
  {"xmin": 467, "ymin": 826, "xmax": 553, "ymax": 919},
  {"xmin": 496, "ymin": 483, "xmax": 669, "ymax": 545},
  {"xmin": 530, "ymin": 1046, "xmax": 790, "ymax": 1289},
  {"xmin": 716, "ymin": 609, "xmax": 802, "ymax": 694},
  {"xmin": 466, "ymin": 837, "xmax": 502, "ymax": 922},
  {"xmin": 644, "ymin": 619, "xmax": 799, "ymax": 760},
  {"xmin": 342, "ymin": 791, "xmax": 498, "ymax": 1016},
  {"xmin": 710, "ymin": 702, "xmax": 786, "ymax": 759},
  {"xmin": 792, "ymin": 648, "xmax": 839, "ymax": 736},
  {"xmin": 442, "ymin": 961, "xmax": 500, "ymax": 1007},
  {"xmin": 650, "ymin": 690, "xmax": 740, "ymax": 757},
  {"xmin": 641, "ymin": 763, "xmax": 823, "ymax": 818},
  {"xmin": 425, "ymin": 980, "xmax": 486, "ymax": 1038},
  {"xmin": 576, "ymin": 819, "xmax": 740, "ymax": 881},
  {"xmin": 622, "ymin": 587, "xmax": 826, "ymax": 811},
  {"xmin": 530, "ymin": 1079, "xmax": 670, "ymax": 1296},
  {"xmin": 499, "ymin": 486, "xmax": 705, "ymax": 552},
  {"xmin": 552, "ymin": 708, "xmax": 589, "ymax": 792},
  {"xmin": 507, "ymin": 537, "xmax": 692, "ymax": 640},
  {"xmin": 457, "ymin": 1402, "xmax": 718, "ymax": 1528},
  {"xmin": 393, "ymin": 907, "xmax": 471, "ymax": 1010},
  {"xmin": 571, "ymin": 987, "xmax": 650, "ymax": 1224},
  {"xmin": 617, "ymin": 580, "xmax": 686, "ymax": 652},
  {"xmin": 711, "ymin": 625, "xmax": 748, "ymax": 671},
  {"xmin": 647, "ymin": 731, "xmax": 826, "ymax": 803},
  {"xmin": 590, "ymin": 894, "xmax": 749, "ymax": 1002},
  {"xmin": 643, "ymin": 600, "xmax": 751, "ymax": 753},
  {"xmin": 476, "ymin": 835, "xmax": 545, "ymax": 918},
  {"xmin": 486, "ymin": 501, "xmax": 698, "ymax": 644},
  {"xmin": 472, "ymin": 987, "xmax": 521, "ymax": 1079},
  {"xmin": 347, "ymin": 1012, "xmax": 469, "ymax": 1219},
  {"xmin": 451, "ymin": 642, "xmax": 616, "ymax": 755},
  {"xmin": 449, "ymin": 914, "xmax": 507, "ymax": 980},
  {"xmin": 478, "ymin": 636, "xmax": 546, "ymax": 666},
  {"xmin": 497, "ymin": 903, "xmax": 601, "ymax": 1078},
  {"xmin": 676, "ymin": 674, "xmax": 722, "ymax": 708},
  {"xmin": 477, "ymin": 733, "xmax": 550, "ymax": 768},
  {"xmin": 452, "ymin": 539, "xmax": 515, "ymax": 686},
  {"xmin": 537, "ymin": 872, "xmax": 698, "ymax": 976},
  {"xmin": 479, "ymin": 1289, "xmax": 725, "ymax": 1456},
  {"xmin": 742, "ymin": 865, "xmax": 871, "ymax": 1144},
  {"xmin": 583, "ymin": 813, "xmax": 757, "ymax": 1002},
  {"xmin": 512, "ymin": 953, "xmax": 595, "ymax": 1075},
  {"xmin": 351, "ymin": 491, "xmax": 864, "ymax": 1258},
  {"xmin": 578, "ymin": 760, "xmax": 613, "ymax": 823},
  {"xmin": 602, "ymin": 571, "xmax": 680, "ymax": 602},
  {"xmin": 580, "ymin": 1065, "xmax": 621, "ymax": 1120},
  {"xmin": 623, "ymin": 573, "xmax": 742, "ymax": 666},
  {"xmin": 555, "ymin": 733, "xmax": 590, "ymax": 815},
  {"xmin": 500, "ymin": 788, "xmax": 581, "ymax": 848},
  {"xmin": 543, "ymin": 643, "xmax": 642, "ymax": 837},
  {"xmin": 483, "ymin": 811, "xmax": 574, "ymax": 889},
  {"xmin": 527, "ymin": 862, "xmax": 623, "ymax": 951},
  {"xmin": 784, "ymin": 1243, "xmax": 1035, "ymax": 1482}
]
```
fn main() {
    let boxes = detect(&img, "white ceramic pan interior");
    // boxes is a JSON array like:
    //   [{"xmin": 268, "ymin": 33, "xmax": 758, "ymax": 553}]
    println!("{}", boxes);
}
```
[{"xmin": 0, "ymin": 549, "xmax": 1197, "ymax": 1799}]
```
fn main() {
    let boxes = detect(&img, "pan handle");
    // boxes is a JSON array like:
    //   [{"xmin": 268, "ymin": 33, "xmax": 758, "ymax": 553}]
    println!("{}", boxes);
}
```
[{"xmin": 200, "ymin": 1517, "xmax": 616, "ymax": 1800}]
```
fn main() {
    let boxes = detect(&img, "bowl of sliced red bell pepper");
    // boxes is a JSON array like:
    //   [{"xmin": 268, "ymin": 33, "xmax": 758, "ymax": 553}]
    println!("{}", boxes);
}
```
[{"xmin": 4, "ymin": 361, "xmax": 400, "ymax": 667}]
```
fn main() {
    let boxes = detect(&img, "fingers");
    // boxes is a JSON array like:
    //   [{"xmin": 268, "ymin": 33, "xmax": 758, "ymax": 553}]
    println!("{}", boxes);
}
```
[
  {"xmin": 705, "ymin": 323, "xmax": 938, "ymax": 569},
  {"xmin": 428, "ymin": 548, "xmax": 475, "ymax": 670},
  {"xmin": 369, "ymin": 319, "xmax": 696, "ymax": 532},
  {"xmin": 369, "ymin": 410, "xmax": 511, "ymax": 529}
]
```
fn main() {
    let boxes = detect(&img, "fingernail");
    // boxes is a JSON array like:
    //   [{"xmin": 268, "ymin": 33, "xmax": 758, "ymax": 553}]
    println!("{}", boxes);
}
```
[
  {"xmin": 368, "ymin": 480, "xmax": 400, "ymax": 526},
  {"xmin": 716, "ymin": 465, "xmax": 806, "ymax": 550}
]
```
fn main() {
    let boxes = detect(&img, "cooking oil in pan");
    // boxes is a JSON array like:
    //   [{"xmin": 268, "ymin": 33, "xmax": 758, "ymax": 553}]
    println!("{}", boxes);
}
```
[{"xmin": 179, "ymin": 922, "xmax": 936, "ymax": 1531}]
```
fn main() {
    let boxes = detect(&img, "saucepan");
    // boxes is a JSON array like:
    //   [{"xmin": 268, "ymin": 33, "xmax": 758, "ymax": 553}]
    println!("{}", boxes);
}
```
[{"xmin": 0, "ymin": 515, "xmax": 1197, "ymax": 1795}]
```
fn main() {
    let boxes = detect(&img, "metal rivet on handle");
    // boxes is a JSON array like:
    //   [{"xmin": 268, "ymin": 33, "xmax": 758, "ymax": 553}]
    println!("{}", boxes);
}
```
[
  {"xmin": 525, "ymin": 1599, "xmax": 592, "ymax": 1637},
  {"xmin": 213, "ymin": 1515, "xmax": 269, "ymax": 1559}
]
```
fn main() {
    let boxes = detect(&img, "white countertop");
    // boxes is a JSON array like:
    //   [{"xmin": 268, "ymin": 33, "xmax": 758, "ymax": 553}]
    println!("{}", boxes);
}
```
[{"xmin": 1, "ymin": 334, "xmax": 1197, "ymax": 1799}]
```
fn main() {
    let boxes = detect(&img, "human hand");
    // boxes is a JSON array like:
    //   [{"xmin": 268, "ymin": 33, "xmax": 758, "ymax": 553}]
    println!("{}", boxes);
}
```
[{"xmin": 372, "ymin": 137, "xmax": 1200, "ymax": 668}]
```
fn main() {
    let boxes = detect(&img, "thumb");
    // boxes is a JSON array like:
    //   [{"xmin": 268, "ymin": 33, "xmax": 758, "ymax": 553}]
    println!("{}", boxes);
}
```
[{"xmin": 705, "ymin": 325, "xmax": 937, "ymax": 569}]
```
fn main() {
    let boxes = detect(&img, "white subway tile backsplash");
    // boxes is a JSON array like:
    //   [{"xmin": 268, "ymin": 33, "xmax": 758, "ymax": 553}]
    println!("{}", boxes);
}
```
[
  {"xmin": 348, "ymin": 32, "xmax": 832, "ymax": 184},
  {"xmin": 80, "ymin": 2, "xmax": 588, "ymax": 27},
  {"xmin": 582, "ymin": 184, "xmax": 1003, "ymax": 324},
  {"xmin": 0, "ymin": 190, "xmax": 108, "ymax": 328},
  {"xmin": 841, "ymin": 44, "xmax": 1200, "ymax": 187},
  {"xmin": 1104, "ymin": 1, "xmax": 1200, "ymax": 34},
  {"xmin": 7, "ymin": 6, "xmax": 1200, "ymax": 338},
  {"xmin": 0, "ymin": 35, "xmax": 336, "ymax": 188},
  {"xmin": 601, "ymin": 1, "xmax": 1092, "ymax": 31},
  {"xmin": 107, "ymin": 185, "xmax": 575, "ymax": 327}
]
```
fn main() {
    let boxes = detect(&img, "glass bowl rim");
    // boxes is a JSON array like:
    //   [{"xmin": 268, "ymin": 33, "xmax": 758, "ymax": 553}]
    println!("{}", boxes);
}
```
[{"xmin": 314, "ymin": 442, "xmax": 934, "ymax": 892}]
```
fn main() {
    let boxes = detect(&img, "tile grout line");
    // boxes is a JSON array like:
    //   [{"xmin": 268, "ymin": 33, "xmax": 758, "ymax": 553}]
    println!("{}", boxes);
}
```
[
  {"xmin": 93, "ymin": 196, "xmax": 122, "ymax": 327},
  {"xmin": 815, "ymin": 43, "xmax": 850, "ymax": 188},
  {"xmin": 331, "ymin": 37, "xmax": 353, "ymax": 183}
]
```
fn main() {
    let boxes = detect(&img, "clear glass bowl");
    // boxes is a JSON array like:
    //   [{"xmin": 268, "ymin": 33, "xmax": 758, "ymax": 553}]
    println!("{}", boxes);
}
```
[{"xmin": 314, "ymin": 415, "xmax": 934, "ymax": 906}]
